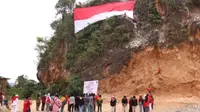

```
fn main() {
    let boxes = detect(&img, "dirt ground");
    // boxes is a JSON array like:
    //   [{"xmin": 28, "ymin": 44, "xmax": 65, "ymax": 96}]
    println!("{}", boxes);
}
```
[{"xmin": 1, "ymin": 95, "xmax": 200, "ymax": 112}]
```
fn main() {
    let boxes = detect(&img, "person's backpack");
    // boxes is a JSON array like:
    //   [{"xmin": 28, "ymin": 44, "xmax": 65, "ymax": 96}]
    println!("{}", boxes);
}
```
[
  {"xmin": 131, "ymin": 99, "xmax": 138, "ymax": 106},
  {"xmin": 97, "ymin": 98, "xmax": 103, "ymax": 105}
]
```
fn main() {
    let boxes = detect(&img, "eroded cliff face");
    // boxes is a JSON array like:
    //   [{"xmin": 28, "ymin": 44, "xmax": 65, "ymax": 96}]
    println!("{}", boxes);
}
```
[
  {"xmin": 37, "ymin": 39, "xmax": 69, "ymax": 87},
  {"xmin": 99, "ymin": 43, "xmax": 200, "ymax": 97},
  {"xmin": 37, "ymin": 0, "xmax": 200, "ymax": 92}
]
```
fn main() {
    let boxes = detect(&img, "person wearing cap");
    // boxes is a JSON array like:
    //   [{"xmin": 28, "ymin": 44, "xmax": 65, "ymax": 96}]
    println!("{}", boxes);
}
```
[
  {"xmin": 121, "ymin": 95, "xmax": 128, "ymax": 112},
  {"xmin": 110, "ymin": 96, "xmax": 117, "ymax": 112},
  {"xmin": 11, "ymin": 95, "xmax": 19, "ymax": 112}
]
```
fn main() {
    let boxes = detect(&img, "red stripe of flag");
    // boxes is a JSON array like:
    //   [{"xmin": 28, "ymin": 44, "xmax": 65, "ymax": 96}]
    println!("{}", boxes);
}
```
[{"xmin": 74, "ymin": 1, "xmax": 136, "ymax": 20}]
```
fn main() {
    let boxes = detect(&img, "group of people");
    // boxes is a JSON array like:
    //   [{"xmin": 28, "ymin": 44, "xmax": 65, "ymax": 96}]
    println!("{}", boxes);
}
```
[
  {"xmin": 36, "ymin": 93, "xmax": 103, "ymax": 112},
  {"xmin": 110, "ymin": 94, "xmax": 154, "ymax": 112},
  {"xmin": 34, "ymin": 89, "xmax": 153, "ymax": 112},
  {"xmin": 9, "ymin": 88, "xmax": 154, "ymax": 112},
  {"xmin": 110, "ymin": 88, "xmax": 154, "ymax": 112}
]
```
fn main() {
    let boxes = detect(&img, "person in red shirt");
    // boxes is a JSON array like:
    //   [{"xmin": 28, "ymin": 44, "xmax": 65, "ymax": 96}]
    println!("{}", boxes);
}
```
[
  {"xmin": 143, "ymin": 95, "xmax": 149, "ymax": 112},
  {"xmin": 94, "ymin": 94, "xmax": 100, "ymax": 111},
  {"xmin": 41, "ymin": 95, "xmax": 46, "ymax": 111},
  {"xmin": 65, "ymin": 94, "xmax": 69, "ymax": 104},
  {"xmin": 23, "ymin": 96, "xmax": 32, "ymax": 112},
  {"xmin": 147, "ymin": 88, "xmax": 152, "ymax": 94},
  {"xmin": 148, "ymin": 94, "xmax": 154, "ymax": 111},
  {"xmin": 67, "ymin": 98, "xmax": 70, "ymax": 112}
]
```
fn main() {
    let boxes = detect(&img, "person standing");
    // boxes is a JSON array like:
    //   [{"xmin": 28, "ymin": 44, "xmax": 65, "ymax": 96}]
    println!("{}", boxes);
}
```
[
  {"xmin": 3, "ymin": 95, "xmax": 9, "ymax": 109},
  {"xmin": 11, "ymin": 95, "xmax": 19, "ymax": 112},
  {"xmin": 122, "ymin": 95, "xmax": 128, "ymax": 112},
  {"xmin": 93, "ymin": 94, "xmax": 96, "ymax": 112},
  {"xmin": 143, "ymin": 95, "xmax": 149, "ymax": 112},
  {"xmin": 0, "ymin": 92, "xmax": 3, "ymax": 106},
  {"xmin": 129, "ymin": 97, "xmax": 133, "ymax": 112},
  {"xmin": 23, "ymin": 96, "xmax": 32, "ymax": 112},
  {"xmin": 41, "ymin": 94, "xmax": 46, "ymax": 111},
  {"xmin": 95, "ymin": 94, "xmax": 100, "ymax": 112},
  {"xmin": 88, "ymin": 94, "xmax": 94, "ymax": 112},
  {"xmin": 83, "ymin": 94, "xmax": 89, "ymax": 112},
  {"xmin": 67, "ymin": 98, "xmax": 71, "ymax": 112},
  {"xmin": 75, "ymin": 96, "xmax": 80, "ymax": 111},
  {"xmin": 79, "ymin": 95, "xmax": 85, "ymax": 112},
  {"xmin": 131, "ymin": 96, "xmax": 138, "ymax": 112},
  {"xmin": 110, "ymin": 96, "xmax": 117, "ymax": 112},
  {"xmin": 139, "ymin": 95, "xmax": 144, "ymax": 112},
  {"xmin": 97, "ymin": 95, "xmax": 103, "ymax": 112},
  {"xmin": 60, "ymin": 95, "xmax": 66, "ymax": 112},
  {"xmin": 51, "ymin": 94, "xmax": 61, "ymax": 112},
  {"xmin": 69, "ymin": 95, "xmax": 75, "ymax": 112},
  {"xmin": 46, "ymin": 93, "xmax": 51, "ymax": 112},
  {"xmin": 148, "ymin": 94, "xmax": 154, "ymax": 111},
  {"xmin": 36, "ymin": 94, "xmax": 41, "ymax": 111}
]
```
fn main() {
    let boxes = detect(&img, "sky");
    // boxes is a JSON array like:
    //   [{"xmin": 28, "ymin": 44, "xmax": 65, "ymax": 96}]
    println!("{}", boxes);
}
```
[
  {"xmin": 0, "ymin": 0, "xmax": 90, "ymax": 83},
  {"xmin": 0, "ymin": 0, "xmax": 91, "ymax": 83},
  {"xmin": 0, "ymin": 0, "xmax": 58, "ymax": 83}
]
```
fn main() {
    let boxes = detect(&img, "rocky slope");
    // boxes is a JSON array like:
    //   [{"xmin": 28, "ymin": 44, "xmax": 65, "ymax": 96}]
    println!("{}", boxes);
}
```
[
  {"xmin": 99, "ymin": 43, "xmax": 200, "ymax": 96},
  {"xmin": 37, "ymin": 0, "xmax": 200, "ymax": 96}
]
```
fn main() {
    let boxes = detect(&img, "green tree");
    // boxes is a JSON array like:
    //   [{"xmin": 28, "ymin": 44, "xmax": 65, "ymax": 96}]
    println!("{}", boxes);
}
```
[
  {"xmin": 35, "ymin": 37, "xmax": 49, "ymax": 60},
  {"xmin": 67, "ymin": 76, "xmax": 83, "ymax": 96},
  {"xmin": 15, "ymin": 75, "xmax": 28, "ymax": 88},
  {"xmin": 8, "ymin": 75, "xmax": 46, "ymax": 99}
]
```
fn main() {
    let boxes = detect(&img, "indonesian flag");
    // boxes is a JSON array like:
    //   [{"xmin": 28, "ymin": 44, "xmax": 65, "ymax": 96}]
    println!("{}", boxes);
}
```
[{"xmin": 74, "ymin": 1, "xmax": 136, "ymax": 33}]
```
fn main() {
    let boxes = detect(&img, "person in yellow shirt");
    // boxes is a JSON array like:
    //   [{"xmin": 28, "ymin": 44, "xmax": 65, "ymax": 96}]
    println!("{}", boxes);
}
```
[
  {"xmin": 97, "ymin": 95, "xmax": 103, "ymax": 112},
  {"xmin": 60, "ymin": 96, "xmax": 66, "ymax": 112}
]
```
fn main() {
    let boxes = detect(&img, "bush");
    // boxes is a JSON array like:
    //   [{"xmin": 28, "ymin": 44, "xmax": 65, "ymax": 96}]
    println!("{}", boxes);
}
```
[{"xmin": 66, "ymin": 16, "xmax": 134, "ymax": 73}]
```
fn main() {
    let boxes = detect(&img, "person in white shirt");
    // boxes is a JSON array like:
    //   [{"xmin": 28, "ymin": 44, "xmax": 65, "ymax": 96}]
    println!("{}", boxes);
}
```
[
  {"xmin": 11, "ymin": 95, "xmax": 19, "ymax": 112},
  {"xmin": 69, "ymin": 96, "xmax": 75, "ymax": 112},
  {"xmin": 46, "ymin": 93, "xmax": 51, "ymax": 112}
]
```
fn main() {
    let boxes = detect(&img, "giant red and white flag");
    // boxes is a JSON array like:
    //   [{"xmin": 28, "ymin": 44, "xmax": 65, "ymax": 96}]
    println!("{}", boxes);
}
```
[{"xmin": 74, "ymin": 1, "xmax": 136, "ymax": 33}]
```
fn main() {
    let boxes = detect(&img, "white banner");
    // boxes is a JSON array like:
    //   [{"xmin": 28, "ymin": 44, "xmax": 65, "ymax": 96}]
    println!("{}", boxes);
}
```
[{"xmin": 83, "ymin": 80, "xmax": 98, "ymax": 94}]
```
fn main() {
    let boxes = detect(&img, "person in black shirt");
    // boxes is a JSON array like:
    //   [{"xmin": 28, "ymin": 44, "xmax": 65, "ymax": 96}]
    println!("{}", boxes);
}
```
[
  {"xmin": 131, "ymin": 96, "xmax": 138, "ymax": 112},
  {"xmin": 75, "ymin": 96, "xmax": 79, "ymax": 111},
  {"xmin": 79, "ymin": 95, "xmax": 85, "ymax": 112},
  {"xmin": 110, "ymin": 96, "xmax": 117, "ymax": 112},
  {"xmin": 121, "ymin": 95, "xmax": 128, "ymax": 112},
  {"xmin": 139, "ymin": 95, "xmax": 144, "ymax": 112}
]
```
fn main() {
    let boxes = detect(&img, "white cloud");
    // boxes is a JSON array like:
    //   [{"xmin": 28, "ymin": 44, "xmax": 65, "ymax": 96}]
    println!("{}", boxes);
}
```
[{"xmin": 0, "ymin": 0, "xmax": 58, "ymax": 82}]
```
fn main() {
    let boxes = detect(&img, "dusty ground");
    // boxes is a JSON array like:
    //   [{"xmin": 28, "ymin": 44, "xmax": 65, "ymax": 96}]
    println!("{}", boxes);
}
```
[{"xmin": 1, "ymin": 95, "xmax": 200, "ymax": 112}]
